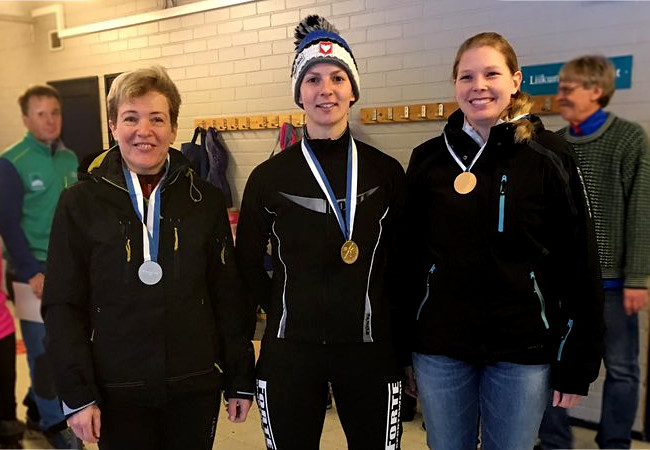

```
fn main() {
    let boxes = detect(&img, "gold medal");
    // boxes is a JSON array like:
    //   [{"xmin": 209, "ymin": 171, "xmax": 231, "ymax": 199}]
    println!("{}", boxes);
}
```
[
  {"xmin": 341, "ymin": 240, "xmax": 359, "ymax": 264},
  {"xmin": 453, "ymin": 171, "xmax": 477, "ymax": 195}
]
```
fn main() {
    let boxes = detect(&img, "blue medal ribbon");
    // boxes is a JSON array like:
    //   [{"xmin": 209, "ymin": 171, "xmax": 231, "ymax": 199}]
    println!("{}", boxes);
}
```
[
  {"xmin": 301, "ymin": 137, "xmax": 358, "ymax": 242},
  {"xmin": 122, "ymin": 158, "xmax": 169, "ymax": 266}
]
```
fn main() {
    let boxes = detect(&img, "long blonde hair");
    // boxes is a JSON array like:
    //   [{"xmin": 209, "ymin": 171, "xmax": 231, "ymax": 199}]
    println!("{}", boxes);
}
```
[{"xmin": 453, "ymin": 32, "xmax": 534, "ymax": 143}]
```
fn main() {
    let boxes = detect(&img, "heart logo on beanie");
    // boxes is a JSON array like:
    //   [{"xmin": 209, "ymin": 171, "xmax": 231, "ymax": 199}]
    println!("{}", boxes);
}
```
[{"xmin": 319, "ymin": 42, "xmax": 333, "ymax": 55}]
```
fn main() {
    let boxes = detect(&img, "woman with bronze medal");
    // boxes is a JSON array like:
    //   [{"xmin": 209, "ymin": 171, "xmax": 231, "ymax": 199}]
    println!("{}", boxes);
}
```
[
  {"xmin": 41, "ymin": 66, "xmax": 255, "ymax": 449},
  {"xmin": 236, "ymin": 15, "xmax": 407, "ymax": 450},
  {"xmin": 401, "ymin": 33, "xmax": 604, "ymax": 450}
]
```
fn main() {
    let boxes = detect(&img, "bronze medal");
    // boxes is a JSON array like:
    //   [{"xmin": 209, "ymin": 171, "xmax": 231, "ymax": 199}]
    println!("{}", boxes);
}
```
[
  {"xmin": 453, "ymin": 171, "xmax": 477, "ymax": 195},
  {"xmin": 341, "ymin": 240, "xmax": 359, "ymax": 264}
]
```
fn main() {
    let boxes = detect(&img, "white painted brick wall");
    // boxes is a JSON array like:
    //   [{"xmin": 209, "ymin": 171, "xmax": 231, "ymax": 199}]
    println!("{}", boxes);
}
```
[{"xmin": 2, "ymin": 0, "xmax": 650, "ymax": 433}]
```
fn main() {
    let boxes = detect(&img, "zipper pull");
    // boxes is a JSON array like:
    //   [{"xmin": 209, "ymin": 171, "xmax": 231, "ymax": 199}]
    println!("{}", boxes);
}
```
[
  {"xmin": 499, "ymin": 174, "xmax": 508, "ymax": 194},
  {"xmin": 498, "ymin": 174, "xmax": 508, "ymax": 232}
]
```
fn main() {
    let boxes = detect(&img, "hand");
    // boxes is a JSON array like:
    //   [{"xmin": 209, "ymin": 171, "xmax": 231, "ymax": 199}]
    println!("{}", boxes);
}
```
[
  {"xmin": 68, "ymin": 404, "xmax": 101, "ymax": 443},
  {"xmin": 623, "ymin": 288, "xmax": 648, "ymax": 315},
  {"xmin": 29, "ymin": 273, "xmax": 45, "ymax": 299},
  {"xmin": 227, "ymin": 398, "xmax": 252, "ymax": 423},
  {"xmin": 404, "ymin": 366, "xmax": 418, "ymax": 398},
  {"xmin": 552, "ymin": 390, "xmax": 582, "ymax": 409}
]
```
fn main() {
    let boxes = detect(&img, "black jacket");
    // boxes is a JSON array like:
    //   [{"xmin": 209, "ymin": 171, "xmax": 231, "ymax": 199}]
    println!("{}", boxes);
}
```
[
  {"xmin": 42, "ymin": 147, "xmax": 255, "ymax": 410},
  {"xmin": 236, "ymin": 129, "xmax": 406, "ymax": 348},
  {"xmin": 403, "ymin": 110, "xmax": 604, "ymax": 395}
]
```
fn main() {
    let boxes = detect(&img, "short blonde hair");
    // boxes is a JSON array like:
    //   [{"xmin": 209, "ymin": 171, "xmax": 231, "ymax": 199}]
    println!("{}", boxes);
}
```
[
  {"xmin": 107, "ymin": 65, "xmax": 181, "ymax": 128},
  {"xmin": 559, "ymin": 55, "xmax": 615, "ymax": 108}
]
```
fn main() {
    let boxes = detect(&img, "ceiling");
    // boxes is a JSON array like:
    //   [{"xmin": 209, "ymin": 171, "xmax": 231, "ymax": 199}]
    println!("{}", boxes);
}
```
[
  {"xmin": 0, "ymin": 1, "xmax": 104, "ymax": 23},
  {"xmin": 0, "ymin": 2, "xmax": 62, "ymax": 21}
]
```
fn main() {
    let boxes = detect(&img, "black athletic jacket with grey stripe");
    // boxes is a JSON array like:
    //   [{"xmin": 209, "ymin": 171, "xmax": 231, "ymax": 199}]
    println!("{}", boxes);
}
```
[
  {"xmin": 402, "ymin": 109, "xmax": 604, "ymax": 395},
  {"xmin": 236, "ymin": 128, "xmax": 406, "ymax": 348}
]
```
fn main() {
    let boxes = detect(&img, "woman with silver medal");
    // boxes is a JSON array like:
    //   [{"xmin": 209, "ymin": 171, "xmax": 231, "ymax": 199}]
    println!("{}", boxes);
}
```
[
  {"xmin": 41, "ymin": 66, "xmax": 255, "ymax": 449},
  {"xmin": 236, "ymin": 15, "xmax": 407, "ymax": 450},
  {"xmin": 401, "ymin": 33, "xmax": 604, "ymax": 450}
]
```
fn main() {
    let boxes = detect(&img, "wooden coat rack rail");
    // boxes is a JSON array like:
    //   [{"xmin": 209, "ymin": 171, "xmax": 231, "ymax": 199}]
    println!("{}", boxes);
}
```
[
  {"xmin": 193, "ymin": 111, "xmax": 305, "ymax": 131},
  {"xmin": 192, "ymin": 95, "xmax": 560, "ymax": 132},
  {"xmin": 359, "ymin": 95, "xmax": 561, "ymax": 124}
]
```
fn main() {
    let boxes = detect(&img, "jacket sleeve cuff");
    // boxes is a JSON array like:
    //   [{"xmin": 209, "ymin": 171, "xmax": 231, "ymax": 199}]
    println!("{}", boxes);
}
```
[
  {"xmin": 624, "ymin": 274, "xmax": 649, "ymax": 289},
  {"xmin": 16, "ymin": 260, "xmax": 44, "ymax": 282},
  {"xmin": 61, "ymin": 385, "xmax": 102, "ymax": 414},
  {"xmin": 223, "ymin": 344, "xmax": 256, "ymax": 401},
  {"xmin": 62, "ymin": 400, "xmax": 96, "ymax": 419},
  {"xmin": 551, "ymin": 363, "xmax": 592, "ymax": 396},
  {"xmin": 224, "ymin": 387, "xmax": 255, "ymax": 401}
]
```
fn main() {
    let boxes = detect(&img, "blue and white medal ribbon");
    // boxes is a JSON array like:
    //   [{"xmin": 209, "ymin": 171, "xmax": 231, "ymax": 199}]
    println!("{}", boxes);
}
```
[
  {"xmin": 301, "ymin": 138, "xmax": 359, "ymax": 264},
  {"xmin": 123, "ymin": 160, "xmax": 169, "ymax": 285}
]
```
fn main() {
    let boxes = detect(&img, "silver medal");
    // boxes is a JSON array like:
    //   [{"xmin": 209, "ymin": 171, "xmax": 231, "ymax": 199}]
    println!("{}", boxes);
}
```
[{"xmin": 138, "ymin": 260, "xmax": 163, "ymax": 285}]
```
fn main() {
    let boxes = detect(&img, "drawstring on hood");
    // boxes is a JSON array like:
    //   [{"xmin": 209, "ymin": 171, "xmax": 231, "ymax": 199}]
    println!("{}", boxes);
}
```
[
  {"xmin": 187, "ymin": 170, "xmax": 203, "ymax": 203},
  {"xmin": 86, "ymin": 147, "xmax": 204, "ymax": 204}
]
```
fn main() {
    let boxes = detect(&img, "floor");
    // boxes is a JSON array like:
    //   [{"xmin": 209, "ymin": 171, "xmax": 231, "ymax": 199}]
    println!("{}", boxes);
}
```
[{"xmin": 10, "ymin": 311, "xmax": 650, "ymax": 449}]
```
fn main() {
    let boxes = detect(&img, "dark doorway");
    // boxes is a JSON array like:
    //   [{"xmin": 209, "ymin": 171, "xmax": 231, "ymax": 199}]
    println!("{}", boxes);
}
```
[
  {"xmin": 104, "ymin": 72, "xmax": 122, "ymax": 148},
  {"xmin": 48, "ymin": 76, "xmax": 103, "ymax": 161}
]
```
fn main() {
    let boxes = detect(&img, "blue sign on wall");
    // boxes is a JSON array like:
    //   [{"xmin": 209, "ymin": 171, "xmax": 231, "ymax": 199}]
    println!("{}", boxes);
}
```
[{"xmin": 521, "ymin": 55, "xmax": 633, "ymax": 96}]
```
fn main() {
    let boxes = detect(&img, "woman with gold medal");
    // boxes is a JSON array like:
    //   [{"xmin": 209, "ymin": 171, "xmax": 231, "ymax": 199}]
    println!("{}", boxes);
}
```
[
  {"xmin": 236, "ymin": 15, "xmax": 407, "ymax": 450},
  {"xmin": 401, "ymin": 33, "xmax": 604, "ymax": 450}
]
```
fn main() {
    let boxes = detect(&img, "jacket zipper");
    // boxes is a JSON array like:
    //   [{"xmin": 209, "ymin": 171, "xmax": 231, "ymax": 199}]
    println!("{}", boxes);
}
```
[
  {"xmin": 416, "ymin": 264, "xmax": 437, "ymax": 320},
  {"xmin": 101, "ymin": 176, "xmax": 129, "ymax": 193},
  {"xmin": 557, "ymin": 319, "xmax": 574, "ymax": 361},
  {"xmin": 530, "ymin": 271, "xmax": 550, "ymax": 329},
  {"xmin": 498, "ymin": 174, "xmax": 508, "ymax": 232}
]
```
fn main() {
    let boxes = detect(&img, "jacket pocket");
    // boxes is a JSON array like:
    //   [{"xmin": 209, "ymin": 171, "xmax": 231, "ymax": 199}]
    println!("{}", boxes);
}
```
[
  {"xmin": 103, "ymin": 380, "xmax": 146, "ymax": 389},
  {"xmin": 416, "ymin": 264, "xmax": 437, "ymax": 320},
  {"xmin": 166, "ymin": 367, "xmax": 215, "ymax": 384},
  {"xmin": 498, "ymin": 174, "xmax": 508, "ymax": 232},
  {"xmin": 530, "ymin": 270, "xmax": 550, "ymax": 330}
]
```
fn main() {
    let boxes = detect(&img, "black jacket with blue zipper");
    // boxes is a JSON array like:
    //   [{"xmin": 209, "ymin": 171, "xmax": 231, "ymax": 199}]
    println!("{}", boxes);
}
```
[
  {"xmin": 402, "ymin": 109, "xmax": 604, "ymax": 395},
  {"xmin": 42, "ymin": 147, "xmax": 256, "ymax": 411}
]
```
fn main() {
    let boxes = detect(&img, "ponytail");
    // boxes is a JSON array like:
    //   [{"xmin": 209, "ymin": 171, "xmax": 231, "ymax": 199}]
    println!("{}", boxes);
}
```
[{"xmin": 502, "ymin": 91, "xmax": 535, "ymax": 143}]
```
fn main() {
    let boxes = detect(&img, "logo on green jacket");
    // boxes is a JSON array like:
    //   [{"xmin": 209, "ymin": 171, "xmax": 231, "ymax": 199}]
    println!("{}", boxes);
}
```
[{"xmin": 28, "ymin": 173, "xmax": 46, "ymax": 191}]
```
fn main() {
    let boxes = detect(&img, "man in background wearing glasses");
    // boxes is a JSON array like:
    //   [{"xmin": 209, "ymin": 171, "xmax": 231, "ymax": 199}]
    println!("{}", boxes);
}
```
[{"xmin": 539, "ymin": 55, "xmax": 650, "ymax": 449}]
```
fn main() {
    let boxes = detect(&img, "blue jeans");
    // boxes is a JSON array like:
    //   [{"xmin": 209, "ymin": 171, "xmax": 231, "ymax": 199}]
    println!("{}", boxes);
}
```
[
  {"xmin": 413, "ymin": 353, "xmax": 550, "ymax": 450},
  {"xmin": 539, "ymin": 289, "xmax": 639, "ymax": 449},
  {"xmin": 20, "ymin": 320, "xmax": 66, "ymax": 430}
]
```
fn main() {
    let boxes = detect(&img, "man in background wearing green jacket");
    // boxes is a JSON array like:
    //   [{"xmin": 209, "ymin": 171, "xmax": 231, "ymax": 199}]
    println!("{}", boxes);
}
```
[{"xmin": 0, "ymin": 85, "xmax": 81, "ymax": 449}]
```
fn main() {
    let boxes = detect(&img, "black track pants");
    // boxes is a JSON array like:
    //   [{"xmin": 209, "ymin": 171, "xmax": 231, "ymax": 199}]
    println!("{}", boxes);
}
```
[
  {"xmin": 255, "ymin": 338, "xmax": 402, "ymax": 450},
  {"xmin": 97, "ymin": 387, "xmax": 220, "ymax": 450}
]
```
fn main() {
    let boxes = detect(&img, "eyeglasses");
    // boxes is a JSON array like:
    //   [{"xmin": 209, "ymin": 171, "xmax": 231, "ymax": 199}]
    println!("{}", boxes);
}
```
[{"xmin": 557, "ymin": 84, "xmax": 584, "ymax": 96}]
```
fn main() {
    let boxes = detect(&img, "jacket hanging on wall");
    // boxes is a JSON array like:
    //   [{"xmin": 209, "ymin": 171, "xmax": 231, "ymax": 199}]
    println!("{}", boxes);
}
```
[
  {"xmin": 268, "ymin": 122, "xmax": 300, "ymax": 158},
  {"xmin": 180, "ymin": 126, "xmax": 233, "ymax": 208},
  {"xmin": 206, "ymin": 127, "xmax": 234, "ymax": 208},
  {"xmin": 180, "ymin": 127, "xmax": 209, "ymax": 179}
]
